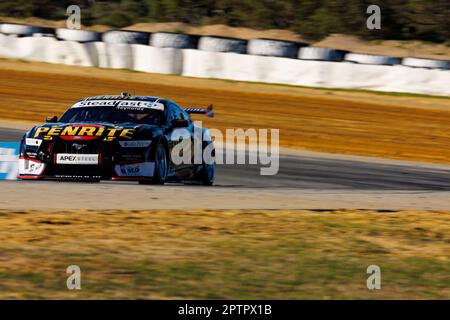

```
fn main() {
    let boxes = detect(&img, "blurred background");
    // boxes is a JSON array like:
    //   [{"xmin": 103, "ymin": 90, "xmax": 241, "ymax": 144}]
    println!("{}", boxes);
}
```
[
  {"xmin": 0, "ymin": 1, "xmax": 450, "ymax": 300},
  {"xmin": 1, "ymin": 0, "xmax": 449, "ymax": 41}
]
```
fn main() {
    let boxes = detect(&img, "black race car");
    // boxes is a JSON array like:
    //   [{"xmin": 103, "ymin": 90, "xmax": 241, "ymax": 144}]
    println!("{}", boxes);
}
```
[{"xmin": 18, "ymin": 93, "xmax": 216, "ymax": 185}]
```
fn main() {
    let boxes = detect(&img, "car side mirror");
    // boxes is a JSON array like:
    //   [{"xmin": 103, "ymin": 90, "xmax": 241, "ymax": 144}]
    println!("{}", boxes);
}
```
[
  {"xmin": 46, "ymin": 116, "xmax": 58, "ymax": 123},
  {"xmin": 172, "ymin": 119, "xmax": 189, "ymax": 128}
]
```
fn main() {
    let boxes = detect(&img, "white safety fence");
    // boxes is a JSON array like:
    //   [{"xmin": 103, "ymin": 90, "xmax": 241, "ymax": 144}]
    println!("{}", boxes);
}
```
[{"xmin": 0, "ymin": 33, "xmax": 449, "ymax": 96}]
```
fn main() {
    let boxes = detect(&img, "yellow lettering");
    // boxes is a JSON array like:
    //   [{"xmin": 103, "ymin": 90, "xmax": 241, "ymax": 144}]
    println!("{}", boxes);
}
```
[
  {"xmin": 61, "ymin": 126, "xmax": 79, "ymax": 136},
  {"xmin": 77, "ymin": 127, "xmax": 96, "ymax": 136},
  {"xmin": 34, "ymin": 127, "xmax": 49, "ymax": 138},
  {"xmin": 48, "ymin": 127, "xmax": 62, "ymax": 135},
  {"xmin": 119, "ymin": 129, "xmax": 135, "ymax": 139},
  {"xmin": 96, "ymin": 127, "xmax": 105, "ymax": 136},
  {"xmin": 107, "ymin": 128, "xmax": 120, "ymax": 137}
]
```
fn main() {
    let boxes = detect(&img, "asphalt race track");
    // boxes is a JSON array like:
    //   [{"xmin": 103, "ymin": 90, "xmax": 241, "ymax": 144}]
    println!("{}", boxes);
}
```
[
  {"xmin": 0, "ymin": 128, "xmax": 25, "ymax": 142},
  {"xmin": 2, "ymin": 127, "xmax": 450, "ymax": 190},
  {"xmin": 2, "ymin": 127, "xmax": 450, "ymax": 210}
]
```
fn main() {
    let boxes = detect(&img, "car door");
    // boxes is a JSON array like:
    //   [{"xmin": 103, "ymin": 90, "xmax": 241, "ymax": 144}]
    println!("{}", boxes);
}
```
[{"xmin": 166, "ymin": 103, "xmax": 193, "ymax": 177}]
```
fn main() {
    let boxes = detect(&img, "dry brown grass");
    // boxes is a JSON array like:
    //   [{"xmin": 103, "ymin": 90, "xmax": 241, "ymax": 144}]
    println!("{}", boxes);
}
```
[
  {"xmin": 0, "ymin": 59, "xmax": 449, "ymax": 164},
  {"xmin": 0, "ymin": 209, "xmax": 449, "ymax": 299}
]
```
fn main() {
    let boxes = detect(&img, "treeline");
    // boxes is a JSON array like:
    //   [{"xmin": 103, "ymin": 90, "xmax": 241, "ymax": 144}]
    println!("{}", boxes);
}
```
[{"xmin": 1, "ymin": 0, "xmax": 449, "ymax": 41}]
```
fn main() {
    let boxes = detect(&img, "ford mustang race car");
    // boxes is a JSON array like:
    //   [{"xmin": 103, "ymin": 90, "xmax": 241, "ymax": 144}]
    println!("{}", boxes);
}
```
[{"xmin": 18, "ymin": 93, "xmax": 216, "ymax": 185}]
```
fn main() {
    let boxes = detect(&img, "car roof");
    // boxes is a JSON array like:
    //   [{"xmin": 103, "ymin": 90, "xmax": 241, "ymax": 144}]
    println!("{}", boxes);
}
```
[{"xmin": 78, "ymin": 95, "xmax": 170, "ymax": 103}]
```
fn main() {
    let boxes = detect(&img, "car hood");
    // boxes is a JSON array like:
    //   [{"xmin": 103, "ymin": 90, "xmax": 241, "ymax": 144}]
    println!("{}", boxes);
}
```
[{"xmin": 28, "ymin": 122, "xmax": 161, "ymax": 141}]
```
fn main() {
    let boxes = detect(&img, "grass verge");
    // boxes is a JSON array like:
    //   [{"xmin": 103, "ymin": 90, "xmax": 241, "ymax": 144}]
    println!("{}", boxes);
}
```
[{"xmin": 0, "ymin": 209, "xmax": 449, "ymax": 299}]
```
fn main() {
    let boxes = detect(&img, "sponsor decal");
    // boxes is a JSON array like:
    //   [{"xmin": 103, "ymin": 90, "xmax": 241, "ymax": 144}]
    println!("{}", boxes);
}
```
[
  {"xmin": 114, "ymin": 162, "xmax": 155, "ymax": 177},
  {"xmin": 119, "ymin": 154, "xmax": 145, "ymax": 162},
  {"xmin": 72, "ymin": 100, "xmax": 117, "ymax": 108},
  {"xmin": 117, "ymin": 101, "xmax": 164, "ymax": 110},
  {"xmin": 25, "ymin": 138, "xmax": 42, "ymax": 147},
  {"xmin": 55, "ymin": 175, "xmax": 102, "ymax": 179},
  {"xmin": 18, "ymin": 158, "xmax": 46, "ymax": 176},
  {"xmin": 34, "ymin": 126, "xmax": 135, "ymax": 141},
  {"xmin": 119, "ymin": 140, "xmax": 152, "ymax": 148},
  {"xmin": 56, "ymin": 154, "xmax": 99, "ymax": 165},
  {"xmin": 71, "ymin": 100, "xmax": 165, "ymax": 111}
]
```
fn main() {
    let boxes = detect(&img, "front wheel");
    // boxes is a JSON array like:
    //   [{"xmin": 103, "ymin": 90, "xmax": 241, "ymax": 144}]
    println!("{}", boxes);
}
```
[
  {"xmin": 197, "ymin": 162, "xmax": 215, "ymax": 186},
  {"xmin": 140, "ymin": 142, "xmax": 168, "ymax": 185},
  {"xmin": 153, "ymin": 142, "xmax": 168, "ymax": 184}
]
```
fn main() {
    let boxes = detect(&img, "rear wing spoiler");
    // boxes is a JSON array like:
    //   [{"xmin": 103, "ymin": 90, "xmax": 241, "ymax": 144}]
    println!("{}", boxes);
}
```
[{"xmin": 184, "ymin": 104, "xmax": 214, "ymax": 118}]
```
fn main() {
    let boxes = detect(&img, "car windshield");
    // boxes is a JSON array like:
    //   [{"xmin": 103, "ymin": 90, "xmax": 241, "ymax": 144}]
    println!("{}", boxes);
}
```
[{"xmin": 60, "ymin": 106, "xmax": 163, "ymax": 125}]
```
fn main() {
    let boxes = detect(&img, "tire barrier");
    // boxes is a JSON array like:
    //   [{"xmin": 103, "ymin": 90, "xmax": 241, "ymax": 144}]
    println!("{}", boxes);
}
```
[
  {"xmin": 402, "ymin": 57, "xmax": 450, "ymax": 70},
  {"xmin": 0, "ymin": 23, "xmax": 53, "ymax": 37},
  {"xmin": 247, "ymin": 38, "xmax": 306, "ymax": 58},
  {"xmin": 150, "ymin": 32, "xmax": 198, "ymax": 49},
  {"xmin": 198, "ymin": 36, "xmax": 247, "ymax": 53},
  {"xmin": 344, "ymin": 53, "xmax": 400, "ymax": 66},
  {"xmin": 0, "ymin": 32, "xmax": 448, "ymax": 96},
  {"xmin": 0, "ymin": 33, "xmax": 98, "ymax": 66},
  {"xmin": 102, "ymin": 30, "xmax": 150, "ymax": 45},
  {"xmin": 56, "ymin": 28, "xmax": 102, "ymax": 42},
  {"xmin": 0, "ymin": 142, "xmax": 19, "ymax": 180},
  {"xmin": 298, "ymin": 47, "xmax": 346, "ymax": 61},
  {"xmin": 95, "ymin": 42, "xmax": 132, "ymax": 69},
  {"xmin": 182, "ymin": 49, "xmax": 450, "ymax": 96},
  {"xmin": 0, "ymin": 33, "xmax": 58, "ymax": 62},
  {"xmin": 32, "ymin": 33, "xmax": 56, "ymax": 38},
  {"xmin": 48, "ymin": 41, "xmax": 99, "ymax": 67}
]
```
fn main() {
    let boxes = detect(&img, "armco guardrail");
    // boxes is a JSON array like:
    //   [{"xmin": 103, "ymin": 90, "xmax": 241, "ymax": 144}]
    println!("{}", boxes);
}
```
[
  {"xmin": 0, "ymin": 142, "xmax": 19, "ymax": 180},
  {"xmin": 0, "ymin": 23, "xmax": 449, "ymax": 96}
]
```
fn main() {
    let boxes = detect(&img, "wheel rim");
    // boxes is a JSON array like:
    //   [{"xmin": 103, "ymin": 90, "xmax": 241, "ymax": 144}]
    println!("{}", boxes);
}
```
[{"xmin": 156, "ymin": 145, "xmax": 167, "ymax": 179}]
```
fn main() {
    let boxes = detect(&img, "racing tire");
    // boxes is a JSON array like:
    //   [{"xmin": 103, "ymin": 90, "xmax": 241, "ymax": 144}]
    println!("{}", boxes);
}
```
[
  {"xmin": 150, "ymin": 32, "xmax": 198, "ymax": 49},
  {"xmin": 198, "ymin": 36, "xmax": 247, "ymax": 53},
  {"xmin": 102, "ymin": 30, "xmax": 150, "ymax": 44},
  {"xmin": 0, "ymin": 23, "xmax": 50, "ymax": 36},
  {"xmin": 140, "ymin": 142, "xmax": 168, "ymax": 185},
  {"xmin": 55, "ymin": 28, "xmax": 102, "ymax": 42},
  {"xmin": 344, "ymin": 53, "xmax": 400, "ymax": 66},
  {"xmin": 197, "ymin": 162, "xmax": 215, "ymax": 186},
  {"xmin": 195, "ymin": 143, "xmax": 215, "ymax": 186},
  {"xmin": 401, "ymin": 57, "xmax": 450, "ymax": 70},
  {"xmin": 298, "ymin": 47, "xmax": 346, "ymax": 61},
  {"xmin": 247, "ymin": 38, "xmax": 307, "ymax": 58}
]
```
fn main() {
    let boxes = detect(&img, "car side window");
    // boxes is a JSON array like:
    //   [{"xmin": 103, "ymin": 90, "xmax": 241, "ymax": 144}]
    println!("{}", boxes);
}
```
[
  {"xmin": 179, "ymin": 109, "xmax": 191, "ymax": 123},
  {"xmin": 166, "ymin": 105, "xmax": 176, "ymax": 126},
  {"xmin": 166, "ymin": 103, "xmax": 186, "ymax": 125},
  {"xmin": 171, "ymin": 103, "xmax": 192, "ymax": 124}
]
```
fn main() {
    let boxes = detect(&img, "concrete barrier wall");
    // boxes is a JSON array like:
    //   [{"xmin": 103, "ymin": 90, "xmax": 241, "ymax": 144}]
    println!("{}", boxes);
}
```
[
  {"xmin": 131, "ymin": 44, "xmax": 183, "ymax": 74},
  {"xmin": 0, "ymin": 33, "xmax": 449, "ymax": 96},
  {"xmin": 181, "ymin": 49, "xmax": 450, "ymax": 96}
]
